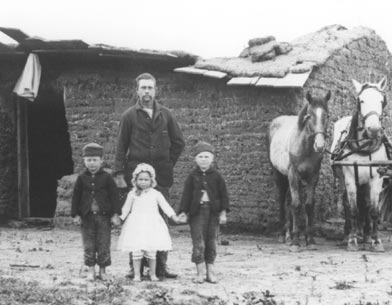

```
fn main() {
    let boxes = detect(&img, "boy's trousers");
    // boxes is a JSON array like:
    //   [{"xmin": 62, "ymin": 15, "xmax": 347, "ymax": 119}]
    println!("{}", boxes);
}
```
[
  {"xmin": 81, "ymin": 213, "xmax": 111, "ymax": 267},
  {"xmin": 189, "ymin": 203, "xmax": 220, "ymax": 264}
]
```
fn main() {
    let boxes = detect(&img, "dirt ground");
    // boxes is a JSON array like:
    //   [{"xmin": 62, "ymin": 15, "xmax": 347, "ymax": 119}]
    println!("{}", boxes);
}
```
[{"xmin": 1, "ymin": 222, "xmax": 392, "ymax": 305}]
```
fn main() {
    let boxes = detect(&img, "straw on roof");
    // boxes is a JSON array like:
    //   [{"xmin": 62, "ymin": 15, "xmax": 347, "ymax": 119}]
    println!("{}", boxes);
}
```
[{"xmin": 195, "ymin": 25, "xmax": 378, "ymax": 78}]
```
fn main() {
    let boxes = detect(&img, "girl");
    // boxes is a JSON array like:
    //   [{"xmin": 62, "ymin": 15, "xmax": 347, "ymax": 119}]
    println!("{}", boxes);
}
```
[{"xmin": 118, "ymin": 163, "xmax": 179, "ymax": 281}]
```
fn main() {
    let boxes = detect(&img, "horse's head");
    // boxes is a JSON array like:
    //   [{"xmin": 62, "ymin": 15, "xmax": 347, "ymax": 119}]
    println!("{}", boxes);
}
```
[
  {"xmin": 352, "ymin": 76, "xmax": 387, "ymax": 139},
  {"xmin": 299, "ymin": 91, "xmax": 331, "ymax": 152}
]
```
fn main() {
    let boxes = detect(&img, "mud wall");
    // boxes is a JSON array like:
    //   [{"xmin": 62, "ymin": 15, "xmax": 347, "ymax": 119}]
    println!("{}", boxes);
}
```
[{"xmin": 56, "ymin": 66, "xmax": 303, "ymax": 231}]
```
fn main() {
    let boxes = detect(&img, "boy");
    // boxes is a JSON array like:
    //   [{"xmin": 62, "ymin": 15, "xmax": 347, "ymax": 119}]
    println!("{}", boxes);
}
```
[
  {"xmin": 178, "ymin": 141, "xmax": 229, "ymax": 283},
  {"xmin": 72, "ymin": 143, "xmax": 121, "ymax": 281}
]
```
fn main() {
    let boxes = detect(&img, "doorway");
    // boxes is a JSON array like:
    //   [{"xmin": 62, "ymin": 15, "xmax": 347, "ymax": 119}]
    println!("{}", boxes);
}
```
[{"xmin": 27, "ymin": 84, "xmax": 73, "ymax": 218}]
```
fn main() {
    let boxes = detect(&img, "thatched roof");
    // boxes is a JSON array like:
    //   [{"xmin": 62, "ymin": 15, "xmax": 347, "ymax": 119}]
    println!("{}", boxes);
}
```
[{"xmin": 193, "ymin": 25, "xmax": 378, "ymax": 78}]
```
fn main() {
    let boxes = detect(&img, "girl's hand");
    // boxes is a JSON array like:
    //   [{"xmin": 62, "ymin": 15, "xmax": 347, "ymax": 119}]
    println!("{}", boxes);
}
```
[
  {"xmin": 178, "ymin": 212, "xmax": 188, "ymax": 224},
  {"xmin": 170, "ymin": 215, "xmax": 180, "ymax": 224},
  {"xmin": 219, "ymin": 211, "xmax": 227, "ymax": 225}
]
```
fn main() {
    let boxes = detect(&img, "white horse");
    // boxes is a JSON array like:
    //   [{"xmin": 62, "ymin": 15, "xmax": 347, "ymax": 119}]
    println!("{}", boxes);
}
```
[{"xmin": 331, "ymin": 77, "xmax": 388, "ymax": 251}]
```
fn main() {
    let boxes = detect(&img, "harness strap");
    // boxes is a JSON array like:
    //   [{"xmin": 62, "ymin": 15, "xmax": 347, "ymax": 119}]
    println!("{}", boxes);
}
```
[{"xmin": 354, "ymin": 161, "xmax": 359, "ymax": 188}]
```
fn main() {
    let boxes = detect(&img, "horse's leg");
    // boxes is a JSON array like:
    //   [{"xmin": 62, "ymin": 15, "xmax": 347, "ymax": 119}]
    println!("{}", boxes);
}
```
[
  {"xmin": 304, "ymin": 177, "xmax": 318, "ymax": 249},
  {"xmin": 357, "ymin": 185, "xmax": 371, "ymax": 247},
  {"xmin": 369, "ymin": 178, "xmax": 385, "ymax": 252},
  {"xmin": 342, "ymin": 189, "xmax": 351, "ymax": 238},
  {"xmin": 288, "ymin": 168, "xmax": 301, "ymax": 251},
  {"xmin": 273, "ymin": 169, "xmax": 289, "ymax": 243},
  {"xmin": 344, "ymin": 178, "xmax": 359, "ymax": 251},
  {"xmin": 285, "ymin": 188, "xmax": 292, "ymax": 243}
]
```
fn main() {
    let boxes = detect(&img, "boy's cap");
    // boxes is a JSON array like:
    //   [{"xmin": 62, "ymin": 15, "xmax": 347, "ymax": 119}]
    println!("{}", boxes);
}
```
[
  {"xmin": 82, "ymin": 143, "xmax": 103, "ymax": 157},
  {"xmin": 193, "ymin": 141, "xmax": 215, "ymax": 156}
]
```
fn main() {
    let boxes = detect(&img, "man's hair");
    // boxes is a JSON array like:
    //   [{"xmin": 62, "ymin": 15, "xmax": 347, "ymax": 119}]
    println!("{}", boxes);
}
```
[{"xmin": 135, "ymin": 73, "xmax": 156, "ymax": 88}]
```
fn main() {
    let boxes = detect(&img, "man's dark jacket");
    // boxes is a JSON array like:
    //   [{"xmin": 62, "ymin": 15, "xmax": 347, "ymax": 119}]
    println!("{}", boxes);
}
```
[
  {"xmin": 114, "ymin": 101, "xmax": 185, "ymax": 187},
  {"xmin": 179, "ymin": 167, "xmax": 230, "ymax": 217},
  {"xmin": 71, "ymin": 168, "xmax": 121, "ymax": 217}
]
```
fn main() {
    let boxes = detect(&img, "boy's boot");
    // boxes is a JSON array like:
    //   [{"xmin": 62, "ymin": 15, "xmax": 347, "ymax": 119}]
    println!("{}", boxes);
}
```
[
  {"xmin": 156, "ymin": 251, "xmax": 177, "ymax": 279},
  {"xmin": 194, "ymin": 263, "xmax": 204, "ymax": 283},
  {"xmin": 206, "ymin": 263, "xmax": 217, "ymax": 283}
]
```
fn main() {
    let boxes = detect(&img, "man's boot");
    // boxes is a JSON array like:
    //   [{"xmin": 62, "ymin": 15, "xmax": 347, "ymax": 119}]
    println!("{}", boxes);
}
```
[
  {"xmin": 156, "ymin": 251, "xmax": 177, "ymax": 279},
  {"xmin": 126, "ymin": 252, "xmax": 135, "ymax": 279}
]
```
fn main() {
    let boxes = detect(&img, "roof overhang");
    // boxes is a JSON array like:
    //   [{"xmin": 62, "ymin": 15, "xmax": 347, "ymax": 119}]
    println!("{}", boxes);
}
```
[
  {"xmin": 174, "ymin": 66, "xmax": 312, "ymax": 88},
  {"xmin": 0, "ymin": 27, "xmax": 197, "ymax": 67}
]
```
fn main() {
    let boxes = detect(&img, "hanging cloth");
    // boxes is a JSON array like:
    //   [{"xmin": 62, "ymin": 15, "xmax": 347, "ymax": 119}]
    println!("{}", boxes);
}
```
[{"xmin": 13, "ymin": 53, "xmax": 42, "ymax": 101}]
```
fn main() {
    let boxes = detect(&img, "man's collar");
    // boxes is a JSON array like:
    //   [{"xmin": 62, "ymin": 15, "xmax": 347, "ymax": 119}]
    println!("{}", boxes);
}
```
[{"xmin": 136, "ymin": 100, "xmax": 161, "ymax": 111}]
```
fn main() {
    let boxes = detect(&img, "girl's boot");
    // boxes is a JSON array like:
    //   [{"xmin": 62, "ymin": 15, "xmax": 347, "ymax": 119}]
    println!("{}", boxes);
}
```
[
  {"xmin": 133, "ymin": 259, "xmax": 142, "ymax": 281},
  {"xmin": 87, "ymin": 266, "xmax": 96, "ymax": 281}
]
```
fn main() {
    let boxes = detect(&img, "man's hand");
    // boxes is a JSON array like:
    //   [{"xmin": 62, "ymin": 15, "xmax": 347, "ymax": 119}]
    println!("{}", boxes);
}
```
[
  {"xmin": 114, "ymin": 174, "xmax": 127, "ymax": 188},
  {"xmin": 73, "ymin": 215, "xmax": 82, "ymax": 225},
  {"xmin": 219, "ymin": 210, "xmax": 227, "ymax": 225},
  {"xmin": 111, "ymin": 214, "xmax": 122, "ymax": 226}
]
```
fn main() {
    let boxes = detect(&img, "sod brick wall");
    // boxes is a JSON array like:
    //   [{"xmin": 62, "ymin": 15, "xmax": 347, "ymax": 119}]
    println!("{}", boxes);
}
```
[{"xmin": 55, "ymin": 68, "xmax": 302, "ymax": 231}]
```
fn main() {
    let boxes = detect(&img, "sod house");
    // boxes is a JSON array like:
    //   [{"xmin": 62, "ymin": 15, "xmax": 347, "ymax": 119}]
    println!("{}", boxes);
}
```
[
  {"xmin": 173, "ymin": 24, "xmax": 392, "ymax": 231},
  {"xmin": 0, "ymin": 27, "xmax": 196, "ymax": 222},
  {"xmin": 0, "ymin": 25, "xmax": 391, "ymax": 232}
]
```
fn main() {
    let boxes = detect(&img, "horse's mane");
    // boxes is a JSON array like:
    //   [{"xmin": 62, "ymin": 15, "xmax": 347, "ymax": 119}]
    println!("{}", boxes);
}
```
[
  {"xmin": 297, "ymin": 103, "xmax": 308, "ymax": 130},
  {"xmin": 346, "ymin": 106, "xmax": 360, "ymax": 140}
]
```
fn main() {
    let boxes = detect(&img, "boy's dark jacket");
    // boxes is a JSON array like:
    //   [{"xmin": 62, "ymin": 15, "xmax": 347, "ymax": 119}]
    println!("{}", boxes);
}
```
[
  {"xmin": 71, "ymin": 168, "xmax": 121, "ymax": 217},
  {"xmin": 179, "ymin": 166, "xmax": 229, "ymax": 216}
]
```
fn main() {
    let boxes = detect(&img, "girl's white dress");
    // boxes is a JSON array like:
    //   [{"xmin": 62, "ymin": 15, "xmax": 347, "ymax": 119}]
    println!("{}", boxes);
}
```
[{"xmin": 118, "ymin": 188, "xmax": 175, "ymax": 252}]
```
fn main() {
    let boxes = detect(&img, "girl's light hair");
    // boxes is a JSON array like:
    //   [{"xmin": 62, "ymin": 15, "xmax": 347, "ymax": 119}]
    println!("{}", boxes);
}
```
[{"xmin": 131, "ymin": 163, "xmax": 157, "ymax": 190}]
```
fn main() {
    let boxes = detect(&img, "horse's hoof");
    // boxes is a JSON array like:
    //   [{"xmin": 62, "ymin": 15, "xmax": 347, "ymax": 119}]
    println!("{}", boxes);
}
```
[
  {"xmin": 362, "ymin": 243, "xmax": 372, "ymax": 251},
  {"xmin": 370, "ymin": 243, "xmax": 385, "ymax": 252},
  {"xmin": 362, "ymin": 236, "xmax": 372, "ymax": 245},
  {"xmin": 347, "ymin": 243, "xmax": 359, "ymax": 251},
  {"xmin": 289, "ymin": 245, "xmax": 301, "ymax": 252},
  {"xmin": 337, "ymin": 238, "xmax": 348, "ymax": 247}
]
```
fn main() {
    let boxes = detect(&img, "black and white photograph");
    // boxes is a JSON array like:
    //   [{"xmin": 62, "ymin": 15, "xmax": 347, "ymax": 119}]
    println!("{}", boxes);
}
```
[{"xmin": 1, "ymin": 1, "xmax": 392, "ymax": 304}]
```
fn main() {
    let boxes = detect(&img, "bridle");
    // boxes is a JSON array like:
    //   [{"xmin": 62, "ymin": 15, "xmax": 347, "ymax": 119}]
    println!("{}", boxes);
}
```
[{"xmin": 356, "ymin": 85, "xmax": 387, "ymax": 127}]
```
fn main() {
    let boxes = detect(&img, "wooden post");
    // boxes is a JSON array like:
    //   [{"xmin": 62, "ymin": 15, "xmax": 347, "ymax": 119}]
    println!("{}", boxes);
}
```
[{"xmin": 16, "ymin": 96, "xmax": 30, "ymax": 218}]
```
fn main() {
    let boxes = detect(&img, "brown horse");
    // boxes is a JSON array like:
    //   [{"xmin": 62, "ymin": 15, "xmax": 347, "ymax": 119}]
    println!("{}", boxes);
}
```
[{"xmin": 268, "ymin": 91, "xmax": 331, "ymax": 251}]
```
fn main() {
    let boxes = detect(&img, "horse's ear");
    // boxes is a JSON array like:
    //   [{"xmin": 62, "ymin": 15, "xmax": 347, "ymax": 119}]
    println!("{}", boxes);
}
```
[
  {"xmin": 352, "ymin": 79, "xmax": 362, "ymax": 94},
  {"xmin": 305, "ymin": 91, "xmax": 312, "ymax": 104},
  {"xmin": 377, "ymin": 76, "xmax": 387, "ymax": 91}
]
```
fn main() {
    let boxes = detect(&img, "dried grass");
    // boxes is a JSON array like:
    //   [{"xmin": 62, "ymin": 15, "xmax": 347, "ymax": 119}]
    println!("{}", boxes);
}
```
[{"xmin": 195, "ymin": 25, "xmax": 377, "ymax": 78}]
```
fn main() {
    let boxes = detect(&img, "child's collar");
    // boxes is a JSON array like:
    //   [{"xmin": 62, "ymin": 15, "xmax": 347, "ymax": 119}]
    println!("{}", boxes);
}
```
[
  {"xmin": 135, "ymin": 187, "xmax": 152, "ymax": 195},
  {"xmin": 196, "ymin": 166, "xmax": 213, "ymax": 173},
  {"xmin": 85, "ymin": 167, "xmax": 103, "ymax": 175}
]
